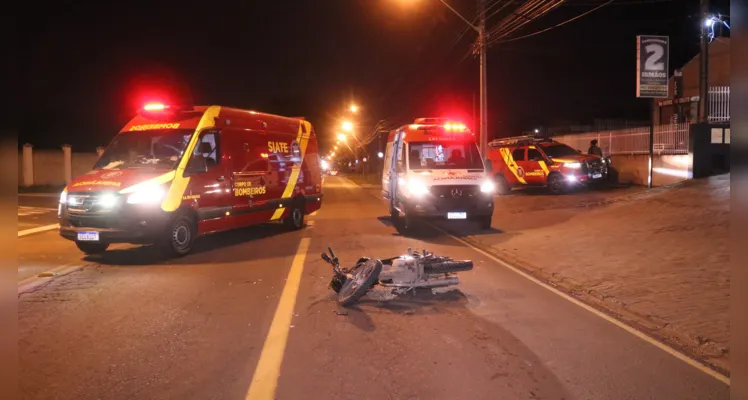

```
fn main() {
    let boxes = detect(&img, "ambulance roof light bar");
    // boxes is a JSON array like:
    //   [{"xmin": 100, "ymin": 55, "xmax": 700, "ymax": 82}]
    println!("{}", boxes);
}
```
[{"xmin": 143, "ymin": 103, "xmax": 170, "ymax": 111}]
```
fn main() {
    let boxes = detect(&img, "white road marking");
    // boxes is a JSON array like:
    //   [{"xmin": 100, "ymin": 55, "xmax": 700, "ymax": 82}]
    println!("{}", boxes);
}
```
[
  {"xmin": 18, "ymin": 224, "xmax": 59, "ymax": 237},
  {"xmin": 18, "ymin": 206, "xmax": 57, "ymax": 216},
  {"xmin": 340, "ymin": 174, "xmax": 731, "ymax": 386},
  {"xmin": 430, "ymin": 224, "xmax": 730, "ymax": 386}
]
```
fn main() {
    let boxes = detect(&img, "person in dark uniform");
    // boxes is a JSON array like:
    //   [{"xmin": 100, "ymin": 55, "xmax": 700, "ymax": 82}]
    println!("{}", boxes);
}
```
[{"xmin": 588, "ymin": 139, "xmax": 603, "ymax": 157}]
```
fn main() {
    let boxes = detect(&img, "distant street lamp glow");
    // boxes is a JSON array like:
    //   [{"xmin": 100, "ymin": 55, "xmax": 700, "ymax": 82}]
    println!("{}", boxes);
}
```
[
  {"xmin": 377, "ymin": 152, "xmax": 384, "ymax": 158},
  {"xmin": 341, "ymin": 121, "xmax": 354, "ymax": 132},
  {"xmin": 337, "ymin": 133, "xmax": 347, "ymax": 142},
  {"xmin": 349, "ymin": 104, "xmax": 358, "ymax": 113},
  {"xmin": 534, "ymin": 129, "xmax": 539, "ymax": 133}
]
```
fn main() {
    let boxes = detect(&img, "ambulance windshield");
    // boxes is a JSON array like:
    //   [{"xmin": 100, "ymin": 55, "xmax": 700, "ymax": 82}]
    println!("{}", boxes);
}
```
[
  {"xmin": 408, "ymin": 141, "xmax": 483, "ymax": 170},
  {"xmin": 93, "ymin": 130, "xmax": 193, "ymax": 170}
]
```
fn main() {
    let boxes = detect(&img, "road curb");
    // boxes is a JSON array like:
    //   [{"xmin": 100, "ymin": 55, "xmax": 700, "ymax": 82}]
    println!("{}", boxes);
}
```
[
  {"xmin": 18, "ymin": 263, "xmax": 88, "ymax": 297},
  {"xmin": 446, "ymin": 232, "xmax": 731, "ymax": 381}
]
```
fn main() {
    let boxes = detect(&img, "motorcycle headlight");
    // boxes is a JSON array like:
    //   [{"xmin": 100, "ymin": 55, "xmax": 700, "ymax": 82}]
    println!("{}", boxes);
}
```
[
  {"xmin": 564, "ymin": 162, "xmax": 582, "ymax": 169},
  {"xmin": 126, "ymin": 184, "xmax": 167, "ymax": 205},
  {"xmin": 480, "ymin": 180, "xmax": 495, "ymax": 193}
]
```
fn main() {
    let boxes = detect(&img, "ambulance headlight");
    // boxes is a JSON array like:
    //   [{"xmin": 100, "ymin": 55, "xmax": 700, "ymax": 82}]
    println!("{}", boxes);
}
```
[
  {"xmin": 126, "ymin": 185, "xmax": 167, "ymax": 205},
  {"xmin": 564, "ymin": 162, "xmax": 582, "ymax": 169},
  {"xmin": 480, "ymin": 180, "xmax": 495, "ymax": 193},
  {"xmin": 401, "ymin": 178, "xmax": 429, "ymax": 197},
  {"xmin": 59, "ymin": 191, "xmax": 67, "ymax": 204},
  {"xmin": 96, "ymin": 193, "xmax": 119, "ymax": 209}
]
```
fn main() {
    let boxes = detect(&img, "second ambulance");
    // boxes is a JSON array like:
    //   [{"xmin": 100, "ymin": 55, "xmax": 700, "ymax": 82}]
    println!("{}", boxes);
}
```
[{"xmin": 382, "ymin": 118, "xmax": 495, "ymax": 231}]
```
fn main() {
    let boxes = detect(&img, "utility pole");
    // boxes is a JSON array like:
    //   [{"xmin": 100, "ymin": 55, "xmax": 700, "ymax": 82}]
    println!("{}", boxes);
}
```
[
  {"xmin": 438, "ymin": 0, "xmax": 488, "ymax": 158},
  {"xmin": 699, "ymin": 0, "xmax": 709, "ymax": 122},
  {"xmin": 478, "ymin": 0, "xmax": 488, "ymax": 160}
]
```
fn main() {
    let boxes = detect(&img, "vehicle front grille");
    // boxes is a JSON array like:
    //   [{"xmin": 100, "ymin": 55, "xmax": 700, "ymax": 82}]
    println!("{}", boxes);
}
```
[
  {"xmin": 64, "ymin": 192, "xmax": 122, "ymax": 228},
  {"xmin": 583, "ymin": 160, "xmax": 606, "ymax": 174}
]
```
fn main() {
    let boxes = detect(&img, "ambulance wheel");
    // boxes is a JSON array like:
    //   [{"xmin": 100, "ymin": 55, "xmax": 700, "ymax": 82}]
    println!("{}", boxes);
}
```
[
  {"xmin": 284, "ymin": 200, "xmax": 305, "ymax": 230},
  {"xmin": 163, "ymin": 213, "xmax": 197, "ymax": 257},
  {"xmin": 479, "ymin": 215, "xmax": 492, "ymax": 230},
  {"xmin": 75, "ymin": 241, "xmax": 109, "ymax": 255},
  {"xmin": 548, "ymin": 173, "xmax": 566, "ymax": 195},
  {"xmin": 494, "ymin": 175, "xmax": 510, "ymax": 195},
  {"xmin": 389, "ymin": 205, "xmax": 400, "ymax": 223}
]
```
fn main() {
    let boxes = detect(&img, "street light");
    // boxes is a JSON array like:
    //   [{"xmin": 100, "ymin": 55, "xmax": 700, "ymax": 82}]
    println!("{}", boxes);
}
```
[
  {"xmin": 341, "ymin": 121, "xmax": 354, "ymax": 132},
  {"xmin": 534, "ymin": 129, "xmax": 539, "ymax": 134},
  {"xmin": 349, "ymin": 104, "xmax": 359, "ymax": 113},
  {"xmin": 337, "ymin": 133, "xmax": 347, "ymax": 142}
]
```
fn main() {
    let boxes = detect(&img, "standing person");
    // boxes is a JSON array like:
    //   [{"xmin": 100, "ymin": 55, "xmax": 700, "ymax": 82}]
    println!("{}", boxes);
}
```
[{"xmin": 588, "ymin": 139, "xmax": 603, "ymax": 157}]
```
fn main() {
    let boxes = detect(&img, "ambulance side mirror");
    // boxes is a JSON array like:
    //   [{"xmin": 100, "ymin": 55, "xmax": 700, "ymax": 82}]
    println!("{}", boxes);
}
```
[{"xmin": 185, "ymin": 154, "xmax": 208, "ymax": 176}]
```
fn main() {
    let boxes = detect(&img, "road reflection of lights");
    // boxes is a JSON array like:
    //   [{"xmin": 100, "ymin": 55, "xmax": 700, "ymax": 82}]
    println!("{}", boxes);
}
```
[{"xmin": 653, "ymin": 167, "xmax": 690, "ymax": 178}]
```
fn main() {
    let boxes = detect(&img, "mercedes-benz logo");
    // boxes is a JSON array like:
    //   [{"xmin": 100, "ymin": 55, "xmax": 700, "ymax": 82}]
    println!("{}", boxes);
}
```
[{"xmin": 451, "ymin": 189, "xmax": 463, "ymax": 198}]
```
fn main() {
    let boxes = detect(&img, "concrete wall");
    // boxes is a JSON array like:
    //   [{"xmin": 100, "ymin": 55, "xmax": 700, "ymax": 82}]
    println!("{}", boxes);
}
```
[
  {"xmin": 18, "ymin": 148, "xmax": 100, "ymax": 186},
  {"xmin": 610, "ymin": 154, "xmax": 692, "ymax": 187}
]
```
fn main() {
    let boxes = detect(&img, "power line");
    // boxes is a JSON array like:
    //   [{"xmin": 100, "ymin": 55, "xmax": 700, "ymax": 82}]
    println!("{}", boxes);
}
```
[{"xmin": 489, "ymin": 0, "xmax": 613, "ymax": 44}]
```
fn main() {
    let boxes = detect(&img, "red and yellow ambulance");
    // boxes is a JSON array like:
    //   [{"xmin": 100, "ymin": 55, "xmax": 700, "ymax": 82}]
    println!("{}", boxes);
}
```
[{"xmin": 59, "ymin": 103, "xmax": 322, "ymax": 256}]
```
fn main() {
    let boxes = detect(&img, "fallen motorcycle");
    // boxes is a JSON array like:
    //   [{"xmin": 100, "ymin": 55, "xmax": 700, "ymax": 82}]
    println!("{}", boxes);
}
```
[{"xmin": 321, "ymin": 247, "xmax": 473, "ymax": 307}]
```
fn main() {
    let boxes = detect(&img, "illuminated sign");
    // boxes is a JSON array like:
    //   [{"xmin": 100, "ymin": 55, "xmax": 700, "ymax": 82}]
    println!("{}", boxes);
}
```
[
  {"xmin": 129, "ymin": 123, "xmax": 181, "ymax": 131},
  {"xmin": 72, "ymin": 180, "xmax": 122, "ymax": 187}
]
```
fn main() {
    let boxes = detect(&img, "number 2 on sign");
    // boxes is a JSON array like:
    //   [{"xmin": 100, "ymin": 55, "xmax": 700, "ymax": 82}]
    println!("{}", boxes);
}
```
[{"xmin": 644, "ymin": 44, "xmax": 665, "ymax": 71}]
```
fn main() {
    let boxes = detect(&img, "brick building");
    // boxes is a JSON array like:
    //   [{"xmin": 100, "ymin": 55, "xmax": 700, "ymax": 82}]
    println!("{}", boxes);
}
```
[{"xmin": 654, "ymin": 38, "xmax": 730, "ymax": 125}]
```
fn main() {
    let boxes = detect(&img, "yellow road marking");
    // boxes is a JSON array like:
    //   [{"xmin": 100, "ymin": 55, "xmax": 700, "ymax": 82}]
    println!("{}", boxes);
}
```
[
  {"xmin": 245, "ymin": 237, "xmax": 311, "ymax": 400},
  {"xmin": 427, "ymin": 224, "xmax": 731, "ymax": 386}
]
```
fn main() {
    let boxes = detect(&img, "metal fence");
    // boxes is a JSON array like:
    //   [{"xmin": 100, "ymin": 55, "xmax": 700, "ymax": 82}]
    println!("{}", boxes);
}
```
[
  {"xmin": 709, "ymin": 86, "xmax": 730, "ymax": 123},
  {"xmin": 553, "ymin": 123, "xmax": 690, "ymax": 156}
]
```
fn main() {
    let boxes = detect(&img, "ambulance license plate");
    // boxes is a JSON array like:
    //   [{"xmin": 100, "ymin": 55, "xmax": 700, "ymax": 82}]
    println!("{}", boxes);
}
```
[
  {"xmin": 592, "ymin": 173, "xmax": 603, "ymax": 179},
  {"xmin": 77, "ymin": 232, "xmax": 99, "ymax": 241},
  {"xmin": 447, "ymin": 212, "xmax": 467, "ymax": 220}
]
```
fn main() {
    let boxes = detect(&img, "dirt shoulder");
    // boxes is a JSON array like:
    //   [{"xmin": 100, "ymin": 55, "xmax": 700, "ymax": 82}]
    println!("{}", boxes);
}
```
[{"xmin": 461, "ymin": 175, "xmax": 730, "ymax": 373}]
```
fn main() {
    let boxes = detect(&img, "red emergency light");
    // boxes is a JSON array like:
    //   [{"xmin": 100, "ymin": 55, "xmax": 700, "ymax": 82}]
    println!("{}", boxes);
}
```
[
  {"xmin": 444, "ymin": 122, "xmax": 467, "ymax": 132},
  {"xmin": 143, "ymin": 102, "xmax": 170, "ymax": 111}
]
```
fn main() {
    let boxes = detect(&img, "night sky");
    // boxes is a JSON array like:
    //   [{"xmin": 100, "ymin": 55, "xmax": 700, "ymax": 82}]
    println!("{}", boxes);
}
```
[{"xmin": 17, "ymin": 0, "xmax": 730, "ymax": 152}]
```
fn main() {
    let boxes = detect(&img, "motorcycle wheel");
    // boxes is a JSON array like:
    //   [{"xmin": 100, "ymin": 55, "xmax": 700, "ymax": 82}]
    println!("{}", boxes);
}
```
[
  {"xmin": 338, "ymin": 259, "xmax": 382, "ymax": 307},
  {"xmin": 424, "ymin": 260, "xmax": 473, "ymax": 274}
]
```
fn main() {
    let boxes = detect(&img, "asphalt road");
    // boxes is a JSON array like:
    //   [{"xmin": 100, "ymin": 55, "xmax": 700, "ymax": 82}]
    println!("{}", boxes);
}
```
[{"xmin": 17, "ymin": 176, "xmax": 729, "ymax": 400}]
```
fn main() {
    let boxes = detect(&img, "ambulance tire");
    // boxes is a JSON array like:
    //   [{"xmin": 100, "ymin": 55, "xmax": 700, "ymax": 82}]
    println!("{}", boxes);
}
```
[
  {"xmin": 162, "ymin": 213, "xmax": 197, "ymax": 257},
  {"xmin": 75, "ymin": 241, "xmax": 109, "ymax": 255},
  {"xmin": 494, "ymin": 175, "xmax": 510, "ymax": 196},
  {"xmin": 479, "ymin": 215, "xmax": 492, "ymax": 230},
  {"xmin": 389, "ymin": 205, "xmax": 400, "ymax": 224},
  {"xmin": 283, "ymin": 199, "xmax": 305, "ymax": 230},
  {"xmin": 548, "ymin": 173, "xmax": 566, "ymax": 195}
]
